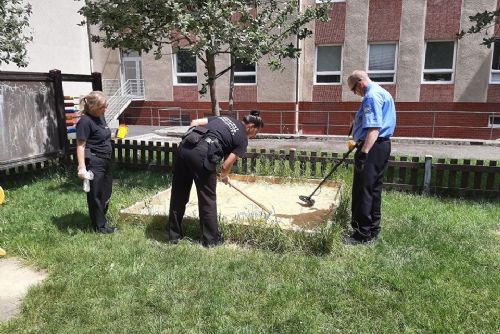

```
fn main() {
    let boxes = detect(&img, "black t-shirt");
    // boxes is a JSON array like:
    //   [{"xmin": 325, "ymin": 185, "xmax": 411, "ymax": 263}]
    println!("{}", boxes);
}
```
[
  {"xmin": 205, "ymin": 116, "xmax": 248, "ymax": 157},
  {"xmin": 76, "ymin": 114, "xmax": 112, "ymax": 155}
]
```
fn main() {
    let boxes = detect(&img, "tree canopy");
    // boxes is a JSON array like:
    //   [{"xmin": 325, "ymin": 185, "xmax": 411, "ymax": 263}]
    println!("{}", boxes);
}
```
[
  {"xmin": 79, "ymin": 0, "xmax": 330, "ymax": 114},
  {"xmin": 0, "ymin": 0, "xmax": 32, "ymax": 67}
]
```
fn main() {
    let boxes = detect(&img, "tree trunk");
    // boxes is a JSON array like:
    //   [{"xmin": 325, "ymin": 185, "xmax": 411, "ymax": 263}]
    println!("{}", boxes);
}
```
[
  {"xmin": 228, "ymin": 53, "xmax": 235, "ymax": 113},
  {"xmin": 206, "ymin": 51, "xmax": 220, "ymax": 116}
]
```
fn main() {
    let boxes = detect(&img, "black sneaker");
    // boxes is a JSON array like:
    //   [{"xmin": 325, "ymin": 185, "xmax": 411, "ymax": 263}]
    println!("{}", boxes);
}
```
[
  {"xmin": 168, "ymin": 238, "xmax": 180, "ymax": 245},
  {"xmin": 343, "ymin": 234, "xmax": 372, "ymax": 245},
  {"xmin": 98, "ymin": 226, "xmax": 119, "ymax": 234}
]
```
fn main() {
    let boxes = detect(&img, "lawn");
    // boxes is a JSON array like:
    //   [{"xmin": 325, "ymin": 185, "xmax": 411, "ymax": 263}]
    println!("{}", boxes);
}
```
[{"xmin": 0, "ymin": 168, "xmax": 499, "ymax": 333}]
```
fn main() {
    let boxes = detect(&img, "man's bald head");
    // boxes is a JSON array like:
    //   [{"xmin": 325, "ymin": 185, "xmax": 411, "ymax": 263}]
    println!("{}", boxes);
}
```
[{"xmin": 347, "ymin": 70, "xmax": 371, "ymax": 91}]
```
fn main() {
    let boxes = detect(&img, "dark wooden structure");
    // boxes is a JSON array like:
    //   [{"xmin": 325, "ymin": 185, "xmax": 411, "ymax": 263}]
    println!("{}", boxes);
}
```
[{"xmin": 0, "ymin": 70, "xmax": 101, "ymax": 170}]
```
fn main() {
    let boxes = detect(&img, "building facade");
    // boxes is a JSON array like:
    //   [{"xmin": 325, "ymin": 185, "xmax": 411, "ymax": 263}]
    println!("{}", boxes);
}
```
[
  {"xmin": 0, "ymin": 0, "xmax": 93, "ymax": 96},
  {"xmin": 91, "ymin": 0, "xmax": 500, "ymax": 139}
]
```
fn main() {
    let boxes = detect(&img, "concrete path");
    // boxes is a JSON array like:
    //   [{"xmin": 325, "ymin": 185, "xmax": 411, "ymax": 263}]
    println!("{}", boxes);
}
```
[{"xmin": 0, "ymin": 258, "xmax": 47, "ymax": 322}]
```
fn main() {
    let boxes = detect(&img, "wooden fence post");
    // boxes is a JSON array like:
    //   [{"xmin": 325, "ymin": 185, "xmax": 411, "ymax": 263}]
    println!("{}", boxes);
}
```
[
  {"xmin": 289, "ymin": 148, "xmax": 296, "ymax": 176},
  {"xmin": 91, "ymin": 72, "xmax": 102, "ymax": 91},
  {"xmin": 423, "ymin": 155, "xmax": 432, "ymax": 194},
  {"xmin": 49, "ymin": 69, "xmax": 70, "ymax": 165}
]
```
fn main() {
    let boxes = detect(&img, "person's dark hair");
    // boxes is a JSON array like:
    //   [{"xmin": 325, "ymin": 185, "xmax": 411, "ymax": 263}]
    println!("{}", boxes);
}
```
[{"xmin": 243, "ymin": 109, "xmax": 264, "ymax": 128}]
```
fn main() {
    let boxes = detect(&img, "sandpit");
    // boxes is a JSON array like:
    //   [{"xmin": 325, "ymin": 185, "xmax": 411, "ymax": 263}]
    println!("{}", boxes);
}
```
[{"xmin": 121, "ymin": 175, "xmax": 342, "ymax": 231}]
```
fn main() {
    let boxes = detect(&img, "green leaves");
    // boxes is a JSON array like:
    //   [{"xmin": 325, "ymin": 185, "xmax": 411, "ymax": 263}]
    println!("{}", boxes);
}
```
[
  {"xmin": 457, "ymin": 8, "xmax": 500, "ymax": 48},
  {"xmin": 77, "ymin": 0, "xmax": 331, "ymax": 113},
  {"xmin": 0, "ymin": 0, "xmax": 33, "ymax": 67}
]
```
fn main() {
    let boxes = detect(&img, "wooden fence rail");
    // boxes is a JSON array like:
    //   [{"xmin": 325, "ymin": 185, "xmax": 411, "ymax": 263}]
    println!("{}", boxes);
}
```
[{"xmin": 1, "ymin": 139, "xmax": 498, "ymax": 198}]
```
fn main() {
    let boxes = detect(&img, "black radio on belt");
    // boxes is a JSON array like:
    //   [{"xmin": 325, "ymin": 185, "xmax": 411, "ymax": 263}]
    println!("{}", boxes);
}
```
[{"xmin": 181, "ymin": 126, "xmax": 209, "ymax": 146}]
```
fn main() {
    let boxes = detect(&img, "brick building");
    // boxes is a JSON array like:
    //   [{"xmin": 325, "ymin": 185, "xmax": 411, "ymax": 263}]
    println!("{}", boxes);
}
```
[{"xmin": 91, "ymin": 0, "xmax": 500, "ymax": 139}]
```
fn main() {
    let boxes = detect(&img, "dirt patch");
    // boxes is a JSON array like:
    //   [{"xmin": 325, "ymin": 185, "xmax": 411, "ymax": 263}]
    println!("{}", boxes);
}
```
[
  {"xmin": 121, "ymin": 175, "xmax": 342, "ymax": 231},
  {"xmin": 0, "ymin": 258, "xmax": 47, "ymax": 322}
]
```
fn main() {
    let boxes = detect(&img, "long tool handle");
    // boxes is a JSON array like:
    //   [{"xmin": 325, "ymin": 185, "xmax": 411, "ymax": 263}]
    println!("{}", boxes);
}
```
[
  {"xmin": 227, "ymin": 179, "xmax": 273, "ymax": 215},
  {"xmin": 307, "ymin": 142, "xmax": 359, "ymax": 198}
]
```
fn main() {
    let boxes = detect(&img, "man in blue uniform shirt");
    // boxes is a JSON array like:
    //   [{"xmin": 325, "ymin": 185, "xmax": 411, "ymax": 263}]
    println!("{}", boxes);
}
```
[{"xmin": 346, "ymin": 70, "xmax": 396, "ymax": 244}]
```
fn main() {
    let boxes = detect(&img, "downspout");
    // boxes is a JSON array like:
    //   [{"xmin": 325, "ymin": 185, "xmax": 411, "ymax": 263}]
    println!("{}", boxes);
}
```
[
  {"xmin": 294, "ymin": 0, "xmax": 301, "ymax": 134},
  {"xmin": 86, "ymin": 21, "xmax": 94, "ymax": 73}
]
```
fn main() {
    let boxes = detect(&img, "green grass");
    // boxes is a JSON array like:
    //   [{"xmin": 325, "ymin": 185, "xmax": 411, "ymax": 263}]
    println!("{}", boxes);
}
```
[{"xmin": 0, "ymin": 168, "xmax": 499, "ymax": 333}]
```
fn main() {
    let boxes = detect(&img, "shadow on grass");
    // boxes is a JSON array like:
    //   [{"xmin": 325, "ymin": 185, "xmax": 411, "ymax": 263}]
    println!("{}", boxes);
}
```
[
  {"xmin": 143, "ymin": 215, "xmax": 202, "ymax": 244},
  {"xmin": 52, "ymin": 211, "xmax": 94, "ymax": 234}
]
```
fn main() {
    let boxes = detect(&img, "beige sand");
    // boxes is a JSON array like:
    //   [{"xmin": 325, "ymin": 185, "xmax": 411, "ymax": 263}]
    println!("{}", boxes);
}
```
[{"xmin": 122, "ymin": 175, "xmax": 342, "ymax": 231}]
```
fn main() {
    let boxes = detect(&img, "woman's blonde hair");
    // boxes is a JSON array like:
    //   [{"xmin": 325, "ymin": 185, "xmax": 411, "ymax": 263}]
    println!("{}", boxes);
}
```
[{"xmin": 79, "ymin": 91, "xmax": 107, "ymax": 116}]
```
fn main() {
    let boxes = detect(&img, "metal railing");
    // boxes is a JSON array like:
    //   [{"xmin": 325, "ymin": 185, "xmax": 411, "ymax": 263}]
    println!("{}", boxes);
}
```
[{"xmin": 104, "ymin": 79, "xmax": 145, "ymax": 124}]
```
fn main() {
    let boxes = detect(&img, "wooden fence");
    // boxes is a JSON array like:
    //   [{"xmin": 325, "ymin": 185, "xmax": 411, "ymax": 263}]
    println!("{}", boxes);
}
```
[{"xmin": 1, "ymin": 139, "xmax": 498, "ymax": 198}]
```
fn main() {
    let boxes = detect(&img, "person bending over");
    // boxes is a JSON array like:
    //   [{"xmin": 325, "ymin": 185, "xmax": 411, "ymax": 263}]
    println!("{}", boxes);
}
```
[{"xmin": 168, "ymin": 110, "xmax": 264, "ymax": 247}]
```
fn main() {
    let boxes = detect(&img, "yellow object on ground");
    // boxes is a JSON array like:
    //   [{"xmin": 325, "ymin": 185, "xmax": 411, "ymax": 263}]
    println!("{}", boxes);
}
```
[
  {"xmin": 0, "ymin": 186, "xmax": 4, "ymax": 205},
  {"xmin": 0, "ymin": 248, "xmax": 6, "ymax": 257},
  {"xmin": 116, "ymin": 124, "xmax": 128, "ymax": 139}
]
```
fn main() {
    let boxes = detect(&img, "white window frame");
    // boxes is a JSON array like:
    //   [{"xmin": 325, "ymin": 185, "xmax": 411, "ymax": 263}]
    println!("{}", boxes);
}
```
[
  {"xmin": 366, "ymin": 42, "xmax": 398, "ymax": 84},
  {"xmin": 489, "ymin": 115, "xmax": 500, "ymax": 128},
  {"xmin": 315, "ymin": 0, "xmax": 345, "ymax": 3},
  {"xmin": 315, "ymin": 45, "xmax": 342, "ymax": 85},
  {"xmin": 234, "ymin": 59, "xmax": 256, "ymax": 85},
  {"xmin": 489, "ymin": 40, "xmax": 500, "ymax": 84},
  {"xmin": 173, "ymin": 50, "xmax": 197, "ymax": 85},
  {"xmin": 422, "ymin": 41, "xmax": 456, "ymax": 84}
]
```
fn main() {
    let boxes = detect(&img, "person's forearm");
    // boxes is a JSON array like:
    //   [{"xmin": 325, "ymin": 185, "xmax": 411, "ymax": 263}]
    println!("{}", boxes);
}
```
[
  {"xmin": 220, "ymin": 153, "xmax": 238, "ymax": 178},
  {"xmin": 190, "ymin": 118, "xmax": 208, "ymax": 127},
  {"xmin": 361, "ymin": 129, "xmax": 379, "ymax": 153},
  {"xmin": 76, "ymin": 140, "xmax": 86, "ymax": 169}
]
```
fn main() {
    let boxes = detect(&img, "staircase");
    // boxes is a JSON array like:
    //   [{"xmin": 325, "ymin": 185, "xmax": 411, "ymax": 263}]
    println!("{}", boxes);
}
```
[{"xmin": 103, "ymin": 79, "xmax": 145, "ymax": 129}]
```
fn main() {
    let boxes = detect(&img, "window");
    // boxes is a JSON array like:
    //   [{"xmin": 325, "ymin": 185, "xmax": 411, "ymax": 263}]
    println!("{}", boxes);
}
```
[
  {"xmin": 489, "ymin": 115, "xmax": 500, "ymax": 128},
  {"xmin": 234, "ymin": 59, "xmax": 256, "ymax": 84},
  {"xmin": 315, "ymin": 45, "xmax": 342, "ymax": 84},
  {"xmin": 423, "ymin": 41, "xmax": 455, "ymax": 82},
  {"xmin": 174, "ymin": 50, "xmax": 197, "ymax": 84},
  {"xmin": 490, "ymin": 40, "xmax": 500, "ymax": 83},
  {"xmin": 367, "ymin": 43, "xmax": 397, "ymax": 83}
]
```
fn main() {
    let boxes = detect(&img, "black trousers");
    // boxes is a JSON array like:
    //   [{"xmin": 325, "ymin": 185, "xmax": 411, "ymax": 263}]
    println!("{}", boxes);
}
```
[
  {"xmin": 168, "ymin": 141, "xmax": 221, "ymax": 246},
  {"xmin": 86, "ymin": 155, "xmax": 112, "ymax": 231},
  {"xmin": 351, "ymin": 140, "xmax": 391, "ymax": 240}
]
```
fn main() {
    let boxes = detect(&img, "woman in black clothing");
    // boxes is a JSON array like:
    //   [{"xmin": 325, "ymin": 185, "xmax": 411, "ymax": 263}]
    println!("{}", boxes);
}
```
[
  {"xmin": 168, "ymin": 110, "xmax": 264, "ymax": 247},
  {"xmin": 76, "ymin": 91, "xmax": 117, "ymax": 234}
]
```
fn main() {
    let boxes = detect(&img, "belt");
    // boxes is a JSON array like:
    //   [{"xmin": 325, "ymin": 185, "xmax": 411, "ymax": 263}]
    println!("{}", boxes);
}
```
[
  {"xmin": 91, "ymin": 151, "xmax": 111, "ymax": 160},
  {"xmin": 359, "ymin": 137, "xmax": 390, "ymax": 145},
  {"xmin": 204, "ymin": 137, "xmax": 219, "ymax": 145},
  {"xmin": 376, "ymin": 137, "xmax": 390, "ymax": 143}
]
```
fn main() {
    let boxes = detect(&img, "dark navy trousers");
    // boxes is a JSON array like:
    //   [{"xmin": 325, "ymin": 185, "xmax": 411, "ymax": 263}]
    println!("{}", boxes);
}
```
[
  {"xmin": 351, "ymin": 140, "xmax": 391, "ymax": 240},
  {"xmin": 168, "ymin": 141, "xmax": 221, "ymax": 246},
  {"xmin": 86, "ymin": 155, "xmax": 112, "ymax": 231}
]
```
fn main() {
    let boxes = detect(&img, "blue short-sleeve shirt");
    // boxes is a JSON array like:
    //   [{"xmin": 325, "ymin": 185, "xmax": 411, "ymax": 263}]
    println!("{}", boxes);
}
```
[{"xmin": 352, "ymin": 82, "xmax": 396, "ymax": 141}]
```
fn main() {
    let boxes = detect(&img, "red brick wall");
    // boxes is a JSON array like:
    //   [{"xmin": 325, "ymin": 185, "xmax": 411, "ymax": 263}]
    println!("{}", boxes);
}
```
[
  {"xmin": 315, "ymin": 2, "xmax": 346, "ymax": 44},
  {"xmin": 425, "ymin": 0, "xmax": 462, "ymax": 40},
  {"xmin": 487, "ymin": 85, "xmax": 500, "ymax": 102},
  {"xmin": 368, "ymin": 0, "xmax": 402, "ymax": 41},
  {"xmin": 173, "ymin": 86, "xmax": 199, "ymax": 102},
  {"xmin": 234, "ymin": 86, "xmax": 257, "ymax": 102},
  {"xmin": 120, "ymin": 101, "xmax": 500, "ymax": 139},
  {"xmin": 420, "ymin": 84, "xmax": 454, "ymax": 102},
  {"xmin": 312, "ymin": 85, "xmax": 342, "ymax": 101}
]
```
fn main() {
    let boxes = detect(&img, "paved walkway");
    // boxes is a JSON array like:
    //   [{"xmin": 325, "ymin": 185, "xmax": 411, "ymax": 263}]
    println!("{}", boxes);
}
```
[
  {"xmin": 0, "ymin": 258, "xmax": 47, "ymax": 322},
  {"xmin": 125, "ymin": 125, "xmax": 500, "ymax": 161}
]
